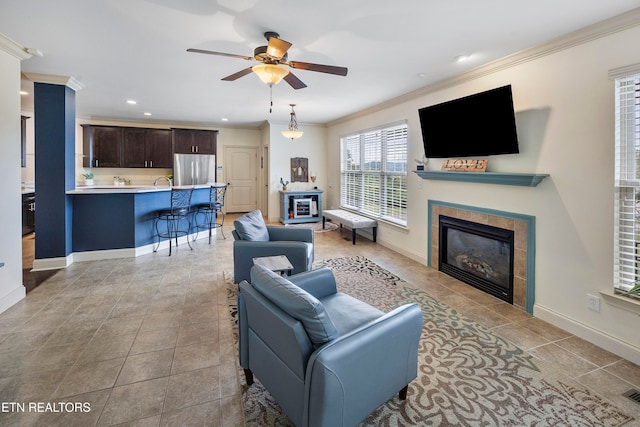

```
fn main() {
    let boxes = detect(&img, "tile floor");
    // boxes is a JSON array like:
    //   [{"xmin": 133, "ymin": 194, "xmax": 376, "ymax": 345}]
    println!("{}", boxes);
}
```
[{"xmin": 2, "ymin": 214, "xmax": 640, "ymax": 426}]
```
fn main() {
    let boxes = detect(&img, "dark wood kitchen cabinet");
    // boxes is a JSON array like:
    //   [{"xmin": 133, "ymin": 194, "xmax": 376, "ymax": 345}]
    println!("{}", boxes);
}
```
[
  {"xmin": 122, "ymin": 127, "xmax": 146, "ymax": 168},
  {"xmin": 122, "ymin": 128, "xmax": 172, "ymax": 168},
  {"xmin": 172, "ymin": 128, "xmax": 217, "ymax": 155},
  {"xmin": 146, "ymin": 129, "xmax": 173, "ymax": 168},
  {"xmin": 83, "ymin": 125, "xmax": 216, "ymax": 168},
  {"xmin": 82, "ymin": 125, "xmax": 122, "ymax": 168},
  {"xmin": 22, "ymin": 191, "xmax": 35, "ymax": 235}
]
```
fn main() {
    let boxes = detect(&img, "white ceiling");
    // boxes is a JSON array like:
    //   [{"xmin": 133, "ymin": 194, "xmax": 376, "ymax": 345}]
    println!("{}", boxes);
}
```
[{"xmin": 2, "ymin": 0, "xmax": 640, "ymax": 127}]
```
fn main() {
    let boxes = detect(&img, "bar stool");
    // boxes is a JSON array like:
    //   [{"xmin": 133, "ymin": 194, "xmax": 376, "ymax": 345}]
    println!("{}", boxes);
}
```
[
  {"xmin": 154, "ymin": 187, "xmax": 194, "ymax": 255},
  {"xmin": 192, "ymin": 183, "xmax": 227, "ymax": 243}
]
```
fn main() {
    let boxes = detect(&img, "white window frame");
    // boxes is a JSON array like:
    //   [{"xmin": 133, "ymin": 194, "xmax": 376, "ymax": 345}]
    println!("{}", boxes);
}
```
[
  {"xmin": 613, "ymin": 66, "xmax": 640, "ymax": 293},
  {"xmin": 340, "ymin": 122, "xmax": 408, "ymax": 227}
]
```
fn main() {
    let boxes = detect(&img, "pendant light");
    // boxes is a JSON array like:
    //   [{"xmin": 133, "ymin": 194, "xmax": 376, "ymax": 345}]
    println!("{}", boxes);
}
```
[{"xmin": 282, "ymin": 104, "xmax": 303, "ymax": 140}]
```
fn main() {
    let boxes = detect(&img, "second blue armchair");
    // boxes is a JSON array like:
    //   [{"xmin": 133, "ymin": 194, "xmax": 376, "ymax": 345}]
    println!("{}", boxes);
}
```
[{"xmin": 232, "ymin": 210, "xmax": 314, "ymax": 283}]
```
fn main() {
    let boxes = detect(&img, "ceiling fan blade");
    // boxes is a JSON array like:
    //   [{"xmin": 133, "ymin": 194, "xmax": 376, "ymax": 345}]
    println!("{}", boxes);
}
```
[
  {"xmin": 283, "ymin": 72, "xmax": 307, "ymax": 90},
  {"xmin": 187, "ymin": 48, "xmax": 253, "ymax": 61},
  {"xmin": 266, "ymin": 37, "xmax": 292, "ymax": 59},
  {"xmin": 221, "ymin": 67, "xmax": 254, "ymax": 81},
  {"xmin": 288, "ymin": 61, "xmax": 348, "ymax": 76}
]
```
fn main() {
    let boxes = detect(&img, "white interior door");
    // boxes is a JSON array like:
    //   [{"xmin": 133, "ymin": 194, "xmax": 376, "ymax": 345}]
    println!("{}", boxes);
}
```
[{"xmin": 225, "ymin": 146, "xmax": 258, "ymax": 213}]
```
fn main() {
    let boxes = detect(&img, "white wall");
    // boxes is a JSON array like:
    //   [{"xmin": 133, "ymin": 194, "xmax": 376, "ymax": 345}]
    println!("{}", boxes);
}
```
[
  {"xmin": 327, "ymin": 25, "xmax": 640, "ymax": 363},
  {"xmin": 0, "ymin": 36, "xmax": 28, "ymax": 313},
  {"xmin": 266, "ymin": 120, "xmax": 328, "ymax": 223}
]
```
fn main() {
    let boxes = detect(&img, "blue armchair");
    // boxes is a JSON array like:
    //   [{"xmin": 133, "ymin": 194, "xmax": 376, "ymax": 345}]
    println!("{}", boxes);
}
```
[
  {"xmin": 232, "ymin": 210, "xmax": 313, "ymax": 283},
  {"xmin": 238, "ymin": 264, "xmax": 423, "ymax": 427}
]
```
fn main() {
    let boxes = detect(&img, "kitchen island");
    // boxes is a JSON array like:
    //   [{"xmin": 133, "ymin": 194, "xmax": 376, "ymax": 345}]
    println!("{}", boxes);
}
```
[{"xmin": 67, "ymin": 185, "xmax": 214, "ymax": 259}]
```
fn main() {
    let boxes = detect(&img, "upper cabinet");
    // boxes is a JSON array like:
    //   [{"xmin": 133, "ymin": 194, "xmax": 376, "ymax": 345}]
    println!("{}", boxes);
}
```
[
  {"xmin": 146, "ymin": 129, "xmax": 173, "ymax": 168},
  {"xmin": 172, "ymin": 128, "xmax": 217, "ymax": 154},
  {"xmin": 83, "ymin": 125, "xmax": 122, "ymax": 168},
  {"xmin": 122, "ymin": 128, "xmax": 172, "ymax": 168},
  {"xmin": 83, "ymin": 125, "xmax": 175, "ymax": 168},
  {"xmin": 121, "ymin": 127, "xmax": 146, "ymax": 168}
]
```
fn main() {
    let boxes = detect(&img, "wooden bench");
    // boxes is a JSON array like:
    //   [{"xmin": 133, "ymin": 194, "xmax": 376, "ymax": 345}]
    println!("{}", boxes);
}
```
[{"xmin": 322, "ymin": 210, "xmax": 378, "ymax": 245}]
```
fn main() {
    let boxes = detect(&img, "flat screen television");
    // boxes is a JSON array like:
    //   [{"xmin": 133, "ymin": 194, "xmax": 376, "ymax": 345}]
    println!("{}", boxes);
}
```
[{"xmin": 418, "ymin": 85, "xmax": 519, "ymax": 158}]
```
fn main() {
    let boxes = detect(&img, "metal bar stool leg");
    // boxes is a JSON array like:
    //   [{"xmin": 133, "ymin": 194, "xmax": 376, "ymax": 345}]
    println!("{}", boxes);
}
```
[
  {"xmin": 217, "ymin": 209, "xmax": 226, "ymax": 240},
  {"xmin": 154, "ymin": 217, "xmax": 161, "ymax": 252}
]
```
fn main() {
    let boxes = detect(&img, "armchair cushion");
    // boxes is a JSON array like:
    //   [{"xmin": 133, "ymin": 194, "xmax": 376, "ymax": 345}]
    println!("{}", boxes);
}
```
[
  {"xmin": 250, "ymin": 265, "xmax": 339, "ymax": 348},
  {"xmin": 234, "ymin": 210, "xmax": 269, "ymax": 241},
  {"xmin": 321, "ymin": 293, "xmax": 384, "ymax": 335}
]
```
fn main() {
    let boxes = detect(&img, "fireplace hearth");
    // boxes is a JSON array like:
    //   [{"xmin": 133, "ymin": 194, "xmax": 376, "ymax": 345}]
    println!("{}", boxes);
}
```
[{"xmin": 439, "ymin": 215, "xmax": 514, "ymax": 303}]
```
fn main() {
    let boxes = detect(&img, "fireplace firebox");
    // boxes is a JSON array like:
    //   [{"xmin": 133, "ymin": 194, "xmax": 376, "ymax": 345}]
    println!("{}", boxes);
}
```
[{"xmin": 439, "ymin": 216, "xmax": 514, "ymax": 303}]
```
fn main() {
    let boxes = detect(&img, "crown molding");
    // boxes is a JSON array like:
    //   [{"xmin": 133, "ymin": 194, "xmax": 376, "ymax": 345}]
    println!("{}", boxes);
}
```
[
  {"xmin": 0, "ymin": 33, "xmax": 31, "ymax": 60},
  {"xmin": 608, "ymin": 63, "xmax": 640, "ymax": 80},
  {"xmin": 22, "ymin": 72, "xmax": 85, "ymax": 91},
  {"xmin": 329, "ymin": 7, "xmax": 640, "ymax": 127}
]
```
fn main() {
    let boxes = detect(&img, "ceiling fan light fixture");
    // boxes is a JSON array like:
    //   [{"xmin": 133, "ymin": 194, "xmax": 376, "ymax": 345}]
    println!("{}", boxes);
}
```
[
  {"xmin": 252, "ymin": 63, "xmax": 289, "ymax": 85},
  {"xmin": 282, "ymin": 104, "xmax": 303, "ymax": 141}
]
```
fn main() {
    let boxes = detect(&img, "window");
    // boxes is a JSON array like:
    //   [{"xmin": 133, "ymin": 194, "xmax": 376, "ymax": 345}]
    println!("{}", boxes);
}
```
[
  {"xmin": 340, "ymin": 123, "xmax": 408, "ymax": 226},
  {"xmin": 613, "ymin": 70, "xmax": 640, "ymax": 292}
]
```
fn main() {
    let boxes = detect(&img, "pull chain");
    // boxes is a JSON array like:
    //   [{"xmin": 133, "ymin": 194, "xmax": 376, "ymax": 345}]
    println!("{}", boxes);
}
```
[{"xmin": 269, "ymin": 84, "xmax": 273, "ymax": 113}]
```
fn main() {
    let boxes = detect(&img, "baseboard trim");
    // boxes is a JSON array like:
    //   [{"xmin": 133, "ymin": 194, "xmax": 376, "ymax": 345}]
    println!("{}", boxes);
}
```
[
  {"xmin": 32, "ymin": 255, "xmax": 74, "ymax": 271},
  {"xmin": 31, "ymin": 231, "xmax": 213, "ymax": 268},
  {"xmin": 375, "ymin": 239, "xmax": 425, "ymax": 266},
  {"xmin": 534, "ymin": 304, "xmax": 640, "ymax": 365},
  {"xmin": 0, "ymin": 285, "xmax": 26, "ymax": 314},
  {"xmin": 72, "ymin": 248, "xmax": 137, "ymax": 262}
]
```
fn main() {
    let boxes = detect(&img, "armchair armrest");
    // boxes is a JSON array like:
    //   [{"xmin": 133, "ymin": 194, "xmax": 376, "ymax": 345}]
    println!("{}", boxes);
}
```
[
  {"xmin": 267, "ymin": 226, "xmax": 314, "ymax": 243},
  {"xmin": 303, "ymin": 303, "xmax": 423, "ymax": 427},
  {"xmin": 233, "ymin": 240, "xmax": 313, "ymax": 283},
  {"xmin": 288, "ymin": 267, "xmax": 337, "ymax": 299}
]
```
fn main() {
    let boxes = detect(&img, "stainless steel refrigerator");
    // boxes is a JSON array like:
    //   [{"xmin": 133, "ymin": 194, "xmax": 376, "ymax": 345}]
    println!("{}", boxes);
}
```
[{"xmin": 173, "ymin": 153, "xmax": 216, "ymax": 186}]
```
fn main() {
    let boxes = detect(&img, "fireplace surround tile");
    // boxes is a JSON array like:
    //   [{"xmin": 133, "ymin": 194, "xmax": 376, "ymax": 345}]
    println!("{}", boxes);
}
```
[{"xmin": 428, "ymin": 201, "xmax": 536, "ymax": 313}]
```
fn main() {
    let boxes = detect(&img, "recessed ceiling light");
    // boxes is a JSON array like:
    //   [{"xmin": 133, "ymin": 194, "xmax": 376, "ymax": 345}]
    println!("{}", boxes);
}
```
[
  {"xmin": 221, "ymin": 117, "xmax": 229, "ymax": 122},
  {"xmin": 455, "ymin": 55, "xmax": 471, "ymax": 62},
  {"xmin": 143, "ymin": 112, "xmax": 152, "ymax": 116},
  {"xmin": 417, "ymin": 73, "xmax": 425, "ymax": 78},
  {"xmin": 20, "ymin": 91, "xmax": 28, "ymax": 96},
  {"xmin": 126, "ymin": 99, "xmax": 137, "ymax": 105}
]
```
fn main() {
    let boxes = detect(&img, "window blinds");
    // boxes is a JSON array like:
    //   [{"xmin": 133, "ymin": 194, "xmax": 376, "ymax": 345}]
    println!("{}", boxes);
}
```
[
  {"xmin": 340, "ymin": 123, "xmax": 408, "ymax": 226},
  {"xmin": 614, "ymin": 74, "xmax": 640, "ymax": 291}
]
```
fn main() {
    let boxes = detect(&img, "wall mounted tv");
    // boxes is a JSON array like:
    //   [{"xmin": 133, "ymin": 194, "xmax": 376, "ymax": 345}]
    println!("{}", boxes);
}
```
[{"xmin": 418, "ymin": 85, "xmax": 519, "ymax": 158}]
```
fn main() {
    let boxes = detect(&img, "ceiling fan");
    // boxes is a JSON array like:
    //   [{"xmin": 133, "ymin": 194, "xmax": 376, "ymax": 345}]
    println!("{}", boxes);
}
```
[{"xmin": 187, "ymin": 31, "xmax": 348, "ymax": 90}]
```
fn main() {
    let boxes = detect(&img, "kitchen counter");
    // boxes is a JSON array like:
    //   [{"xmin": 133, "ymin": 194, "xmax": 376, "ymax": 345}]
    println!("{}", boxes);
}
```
[
  {"xmin": 67, "ymin": 185, "xmax": 215, "ymax": 256},
  {"xmin": 66, "ymin": 183, "xmax": 213, "ymax": 195}
]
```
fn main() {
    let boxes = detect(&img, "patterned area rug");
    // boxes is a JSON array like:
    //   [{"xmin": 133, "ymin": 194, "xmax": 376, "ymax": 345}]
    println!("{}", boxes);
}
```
[{"xmin": 226, "ymin": 256, "xmax": 634, "ymax": 426}]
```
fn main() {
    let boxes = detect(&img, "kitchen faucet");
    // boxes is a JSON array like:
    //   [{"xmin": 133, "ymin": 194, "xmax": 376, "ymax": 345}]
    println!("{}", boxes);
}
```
[{"xmin": 154, "ymin": 176, "xmax": 172, "ymax": 188}]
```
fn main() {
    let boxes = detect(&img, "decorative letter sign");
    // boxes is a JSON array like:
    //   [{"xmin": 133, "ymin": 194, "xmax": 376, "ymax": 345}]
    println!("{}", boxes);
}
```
[{"xmin": 441, "ymin": 159, "xmax": 488, "ymax": 172}]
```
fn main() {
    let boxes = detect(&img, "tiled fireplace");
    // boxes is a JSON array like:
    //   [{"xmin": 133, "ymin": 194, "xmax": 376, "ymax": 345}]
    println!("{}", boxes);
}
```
[{"xmin": 428, "ymin": 201, "xmax": 536, "ymax": 313}]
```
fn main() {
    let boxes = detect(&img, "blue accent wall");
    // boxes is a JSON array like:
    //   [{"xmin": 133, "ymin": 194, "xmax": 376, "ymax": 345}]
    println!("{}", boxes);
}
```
[{"xmin": 34, "ymin": 83, "xmax": 76, "ymax": 259}]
